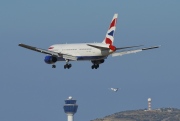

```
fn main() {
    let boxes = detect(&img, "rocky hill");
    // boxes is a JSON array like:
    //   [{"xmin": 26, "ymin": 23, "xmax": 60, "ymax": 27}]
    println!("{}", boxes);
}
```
[{"xmin": 91, "ymin": 108, "xmax": 180, "ymax": 121}]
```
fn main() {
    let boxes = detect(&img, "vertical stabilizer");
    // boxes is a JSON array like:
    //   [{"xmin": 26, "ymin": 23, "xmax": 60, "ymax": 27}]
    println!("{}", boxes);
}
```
[{"xmin": 102, "ymin": 14, "xmax": 118, "ymax": 51}]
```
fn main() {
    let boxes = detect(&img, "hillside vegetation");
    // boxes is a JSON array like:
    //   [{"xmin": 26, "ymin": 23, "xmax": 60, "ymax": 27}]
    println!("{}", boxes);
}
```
[{"xmin": 91, "ymin": 108, "xmax": 180, "ymax": 121}]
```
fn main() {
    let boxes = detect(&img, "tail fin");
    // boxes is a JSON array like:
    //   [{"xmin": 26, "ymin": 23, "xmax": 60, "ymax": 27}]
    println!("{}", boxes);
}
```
[{"xmin": 102, "ymin": 13, "xmax": 118, "ymax": 46}]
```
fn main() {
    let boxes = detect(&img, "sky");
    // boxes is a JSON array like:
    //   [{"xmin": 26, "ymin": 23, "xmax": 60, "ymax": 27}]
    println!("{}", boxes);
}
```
[{"xmin": 0, "ymin": 0, "xmax": 180, "ymax": 121}]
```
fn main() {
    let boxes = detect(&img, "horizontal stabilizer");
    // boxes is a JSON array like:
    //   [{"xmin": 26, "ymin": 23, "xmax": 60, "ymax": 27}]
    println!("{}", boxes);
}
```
[
  {"xmin": 112, "ymin": 46, "xmax": 160, "ymax": 57},
  {"xmin": 87, "ymin": 44, "xmax": 109, "ymax": 50}
]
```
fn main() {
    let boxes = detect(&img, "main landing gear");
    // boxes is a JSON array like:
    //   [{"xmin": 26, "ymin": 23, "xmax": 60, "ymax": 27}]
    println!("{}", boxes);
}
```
[
  {"xmin": 91, "ymin": 64, "xmax": 99, "ymax": 69},
  {"xmin": 91, "ymin": 59, "xmax": 104, "ymax": 69},
  {"xmin": 51, "ymin": 60, "xmax": 72, "ymax": 69},
  {"xmin": 64, "ymin": 64, "xmax": 72, "ymax": 69},
  {"xmin": 64, "ymin": 59, "xmax": 72, "ymax": 69}
]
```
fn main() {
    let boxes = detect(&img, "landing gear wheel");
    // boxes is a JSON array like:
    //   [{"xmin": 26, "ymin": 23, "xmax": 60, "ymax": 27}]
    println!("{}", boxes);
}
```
[
  {"xmin": 94, "ymin": 65, "xmax": 98, "ymax": 69},
  {"xmin": 64, "ymin": 65, "xmax": 67, "ymax": 69},
  {"xmin": 67, "ymin": 64, "xmax": 72, "ymax": 69},
  {"xmin": 91, "ymin": 64, "xmax": 99, "ymax": 69},
  {"xmin": 64, "ymin": 64, "xmax": 72, "ymax": 69},
  {"xmin": 69, "ymin": 64, "xmax": 72, "ymax": 68},
  {"xmin": 67, "ymin": 65, "xmax": 70, "ymax": 69},
  {"xmin": 52, "ymin": 65, "xmax": 56, "ymax": 68}
]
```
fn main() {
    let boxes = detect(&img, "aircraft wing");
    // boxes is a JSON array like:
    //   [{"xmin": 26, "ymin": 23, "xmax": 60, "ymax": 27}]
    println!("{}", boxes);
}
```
[
  {"xmin": 116, "ymin": 45, "xmax": 143, "ymax": 50},
  {"xmin": 18, "ymin": 43, "xmax": 77, "ymax": 60},
  {"xmin": 19, "ymin": 43, "xmax": 59, "ymax": 56},
  {"xmin": 112, "ymin": 46, "xmax": 159, "ymax": 57}
]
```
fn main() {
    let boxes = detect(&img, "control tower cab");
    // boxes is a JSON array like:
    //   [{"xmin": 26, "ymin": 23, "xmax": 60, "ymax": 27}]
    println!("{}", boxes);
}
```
[{"xmin": 63, "ymin": 96, "xmax": 78, "ymax": 121}]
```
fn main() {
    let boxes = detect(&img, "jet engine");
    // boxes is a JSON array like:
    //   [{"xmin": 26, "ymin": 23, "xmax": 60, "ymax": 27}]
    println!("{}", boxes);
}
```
[
  {"xmin": 44, "ymin": 56, "xmax": 57, "ymax": 64},
  {"xmin": 91, "ymin": 59, "xmax": 105, "ymax": 64}
]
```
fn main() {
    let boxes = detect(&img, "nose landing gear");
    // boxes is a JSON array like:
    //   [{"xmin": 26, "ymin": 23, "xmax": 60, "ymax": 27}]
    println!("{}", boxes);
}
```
[{"xmin": 52, "ymin": 64, "xmax": 56, "ymax": 68}]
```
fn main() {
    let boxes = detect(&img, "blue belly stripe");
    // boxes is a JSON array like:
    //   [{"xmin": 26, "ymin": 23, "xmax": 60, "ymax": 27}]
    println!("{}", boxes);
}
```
[
  {"xmin": 57, "ymin": 56, "xmax": 106, "ymax": 61},
  {"xmin": 77, "ymin": 56, "xmax": 106, "ymax": 60}
]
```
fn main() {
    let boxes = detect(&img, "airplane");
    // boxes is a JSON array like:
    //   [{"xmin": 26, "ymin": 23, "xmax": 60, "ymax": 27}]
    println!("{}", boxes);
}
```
[
  {"xmin": 19, "ymin": 13, "xmax": 159, "ymax": 69},
  {"xmin": 109, "ymin": 88, "xmax": 119, "ymax": 92}
]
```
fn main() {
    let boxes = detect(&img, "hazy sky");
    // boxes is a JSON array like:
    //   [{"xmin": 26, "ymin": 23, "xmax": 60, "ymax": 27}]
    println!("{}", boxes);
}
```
[{"xmin": 0, "ymin": 0, "xmax": 180, "ymax": 121}]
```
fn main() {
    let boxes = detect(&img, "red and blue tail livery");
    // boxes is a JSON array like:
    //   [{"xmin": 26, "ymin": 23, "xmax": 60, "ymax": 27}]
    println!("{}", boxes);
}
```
[
  {"xmin": 102, "ymin": 14, "xmax": 118, "ymax": 51},
  {"xmin": 18, "ymin": 13, "xmax": 159, "ymax": 69}
]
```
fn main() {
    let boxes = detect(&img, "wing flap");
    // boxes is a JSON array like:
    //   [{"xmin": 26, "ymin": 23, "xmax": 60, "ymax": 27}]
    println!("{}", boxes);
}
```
[
  {"xmin": 112, "ymin": 50, "xmax": 142, "ymax": 57},
  {"xmin": 62, "ymin": 54, "xmax": 77, "ymax": 61}
]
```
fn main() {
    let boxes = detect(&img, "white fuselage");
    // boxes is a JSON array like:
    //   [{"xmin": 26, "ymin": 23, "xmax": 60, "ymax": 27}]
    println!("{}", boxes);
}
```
[{"xmin": 48, "ymin": 43, "xmax": 112, "ymax": 61}]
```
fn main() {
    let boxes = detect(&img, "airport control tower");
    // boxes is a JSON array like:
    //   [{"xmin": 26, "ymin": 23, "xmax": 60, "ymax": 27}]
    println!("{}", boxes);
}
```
[{"xmin": 63, "ymin": 96, "xmax": 78, "ymax": 121}]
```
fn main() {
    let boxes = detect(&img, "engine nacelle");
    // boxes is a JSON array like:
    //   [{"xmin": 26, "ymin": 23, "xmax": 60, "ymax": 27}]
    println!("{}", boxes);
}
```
[
  {"xmin": 91, "ymin": 59, "xmax": 105, "ymax": 64},
  {"xmin": 44, "ymin": 56, "xmax": 57, "ymax": 64}
]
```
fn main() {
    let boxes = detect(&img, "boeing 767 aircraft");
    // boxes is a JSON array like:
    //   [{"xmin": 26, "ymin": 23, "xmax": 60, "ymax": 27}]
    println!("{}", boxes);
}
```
[{"xmin": 19, "ymin": 13, "xmax": 159, "ymax": 69}]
